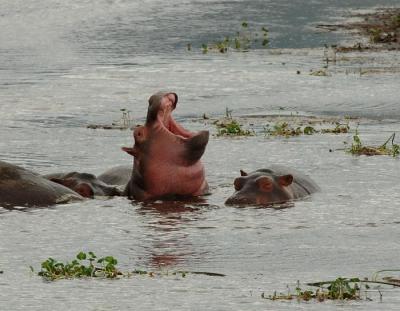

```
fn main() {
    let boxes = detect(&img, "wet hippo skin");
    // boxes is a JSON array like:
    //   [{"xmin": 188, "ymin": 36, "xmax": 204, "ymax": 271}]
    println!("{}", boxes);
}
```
[
  {"xmin": 122, "ymin": 92, "xmax": 209, "ymax": 201},
  {"xmin": 225, "ymin": 165, "xmax": 319, "ymax": 206},
  {"xmin": 0, "ymin": 161, "xmax": 82, "ymax": 208},
  {"xmin": 44, "ymin": 172, "xmax": 122, "ymax": 198},
  {"xmin": 97, "ymin": 165, "xmax": 132, "ymax": 186}
]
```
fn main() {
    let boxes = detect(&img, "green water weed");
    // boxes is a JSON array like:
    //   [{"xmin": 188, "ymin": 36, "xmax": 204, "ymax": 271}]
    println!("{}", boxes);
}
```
[
  {"xmin": 348, "ymin": 131, "xmax": 399, "ymax": 157},
  {"xmin": 216, "ymin": 119, "xmax": 254, "ymax": 136},
  {"xmin": 37, "ymin": 251, "xmax": 121, "ymax": 281},
  {"xmin": 34, "ymin": 252, "xmax": 225, "ymax": 281},
  {"xmin": 200, "ymin": 22, "xmax": 269, "ymax": 54},
  {"xmin": 263, "ymin": 278, "xmax": 362, "ymax": 302}
]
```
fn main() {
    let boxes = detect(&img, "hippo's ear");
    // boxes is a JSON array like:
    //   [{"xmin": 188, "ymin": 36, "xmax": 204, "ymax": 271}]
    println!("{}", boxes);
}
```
[
  {"xmin": 240, "ymin": 170, "xmax": 248, "ymax": 176},
  {"xmin": 256, "ymin": 176, "xmax": 273, "ymax": 192},
  {"xmin": 122, "ymin": 147, "xmax": 137, "ymax": 157},
  {"xmin": 234, "ymin": 177, "xmax": 245, "ymax": 191},
  {"xmin": 75, "ymin": 183, "xmax": 94, "ymax": 198},
  {"xmin": 277, "ymin": 174, "xmax": 293, "ymax": 187}
]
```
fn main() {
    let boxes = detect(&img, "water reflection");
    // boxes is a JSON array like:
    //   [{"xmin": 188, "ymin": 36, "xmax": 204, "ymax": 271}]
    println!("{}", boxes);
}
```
[{"xmin": 134, "ymin": 199, "xmax": 209, "ymax": 268}]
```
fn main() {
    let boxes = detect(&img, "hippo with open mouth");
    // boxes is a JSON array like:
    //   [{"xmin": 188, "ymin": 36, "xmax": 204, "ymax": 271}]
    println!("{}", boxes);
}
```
[
  {"xmin": 225, "ymin": 165, "xmax": 319, "ymax": 206},
  {"xmin": 122, "ymin": 91, "xmax": 209, "ymax": 201}
]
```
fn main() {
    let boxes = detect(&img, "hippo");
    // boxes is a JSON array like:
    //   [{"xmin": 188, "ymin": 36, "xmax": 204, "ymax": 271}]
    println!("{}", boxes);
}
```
[
  {"xmin": 122, "ymin": 91, "xmax": 209, "ymax": 201},
  {"xmin": 97, "ymin": 165, "xmax": 132, "ymax": 186},
  {"xmin": 0, "ymin": 161, "xmax": 82, "ymax": 208},
  {"xmin": 44, "ymin": 172, "xmax": 122, "ymax": 198},
  {"xmin": 225, "ymin": 165, "xmax": 319, "ymax": 206}
]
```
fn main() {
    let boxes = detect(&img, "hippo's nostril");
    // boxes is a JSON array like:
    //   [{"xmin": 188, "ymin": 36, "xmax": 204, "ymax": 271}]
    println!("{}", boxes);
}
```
[
  {"xmin": 225, "ymin": 195, "xmax": 254, "ymax": 205},
  {"xmin": 170, "ymin": 93, "xmax": 178, "ymax": 109}
]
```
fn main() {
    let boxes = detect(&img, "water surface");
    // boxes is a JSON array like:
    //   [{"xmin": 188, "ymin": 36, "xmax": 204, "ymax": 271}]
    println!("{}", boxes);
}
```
[{"xmin": 1, "ymin": 0, "xmax": 400, "ymax": 310}]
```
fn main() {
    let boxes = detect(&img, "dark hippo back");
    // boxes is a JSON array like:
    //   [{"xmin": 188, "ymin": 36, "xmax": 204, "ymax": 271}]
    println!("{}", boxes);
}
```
[
  {"xmin": 0, "ymin": 161, "xmax": 82, "ymax": 208},
  {"xmin": 97, "ymin": 165, "xmax": 133, "ymax": 186},
  {"xmin": 267, "ymin": 165, "xmax": 320, "ymax": 198}
]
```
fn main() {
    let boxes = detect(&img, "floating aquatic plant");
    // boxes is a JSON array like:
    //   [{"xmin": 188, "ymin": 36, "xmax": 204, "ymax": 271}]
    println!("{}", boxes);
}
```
[
  {"xmin": 321, "ymin": 123, "xmax": 350, "ymax": 134},
  {"xmin": 263, "ymin": 122, "xmax": 303, "ymax": 137},
  {"xmin": 214, "ymin": 108, "xmax": 254, "ymax": 137},
  {"xmin": 34, "ymin": 251, "xmax": 225, "ymax": 281},
  {"xmin": 348, "ymin": 131, "xmax": 399, "ymax": 157},
  {"xmin": 263, "ymin": 278, "xmax": 362, "ymax": 302},
  {"xmin": 216, "ymin": 119, "xmax": 254, "ymax": 136},
  {"xmin": 37, "ymin": 251, "xmax": 121, "ymax": 281},
  {"xmin": 196, "ymin": 22, "xmax": 269, "ymax": 54},
  {"xmin": 263, "ymin": 121, "xmax": 349, "ymax": 137},
  {"xmin": 263, "ymin": 273, "xmax": 400, "ymax": 302}
]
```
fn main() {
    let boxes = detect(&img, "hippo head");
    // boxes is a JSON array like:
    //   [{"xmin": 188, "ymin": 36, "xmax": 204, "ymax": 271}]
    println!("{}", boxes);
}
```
[
  {"xmin": 49, "ymin": 172, "xmax": 121, "ymax": 198},
  {"xmin": 123, "ymin": 92, "xmax": 209, "ymax": 200},
  {"xmin": 225, "ymin": 169, "xmax": 294, "ymax": 206}
]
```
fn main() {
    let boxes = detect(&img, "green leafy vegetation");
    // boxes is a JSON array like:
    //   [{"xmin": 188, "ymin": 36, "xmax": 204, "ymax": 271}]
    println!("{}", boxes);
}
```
[
  {"xmin": 321, "ymin": 123, "xmax": 350, "ymax": 134},
  {"xmin": 263, "ymin": 122, "xmax": 303, "ymax": 137},
  {"xmin": 394, "ymin": 14, "xmax": 400, "ymax": 27},
  {"xmin": 34, "ymin": 251, "xmax": 225, "ymax": 281},
  {"xmin": 214, "ymin": 108, "xmax": 254, "ymax": 136},
  {"xmin": 196, "ymin": 22, "xmax": 269, "ymax": 54},
  {"xmin": 263, "ymin": 122, "xmax": 349, "ymax": 137},
  {"xmin": 37, "ymin": 251, "xmax": 121, "ymax": 281},
  {"xmin": 263, "ymin": 273, "xmax": 400, "ymax": 302},
  {"xmin": 368, "ymin": 11, "xmax": 400, "ymax": 43},
  {"xmin": 216, "ymin": 119, "xmax": 254, "ymax": 136},
  {"xmin": 263, "ymin": 278, "xmax": 362, "ymax": 302},
  {"xmin": 348, "ymin": 131, "xmax": 399, "ymax": 157},
  {"xmin": 369, "ymin": 28, "xmax": 384, "ymax": 43}
]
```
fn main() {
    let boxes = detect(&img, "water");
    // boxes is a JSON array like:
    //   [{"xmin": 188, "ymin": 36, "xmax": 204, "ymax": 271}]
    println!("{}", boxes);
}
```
[{"xmin": 1, "ymin": 0, "xmax": 400, "ymax": 310}]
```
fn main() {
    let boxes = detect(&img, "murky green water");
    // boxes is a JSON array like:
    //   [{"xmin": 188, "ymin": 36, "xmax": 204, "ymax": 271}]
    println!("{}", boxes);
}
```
[{"xmin": 1, "ymin": 0, "xmax": 400, "ymax": 310}]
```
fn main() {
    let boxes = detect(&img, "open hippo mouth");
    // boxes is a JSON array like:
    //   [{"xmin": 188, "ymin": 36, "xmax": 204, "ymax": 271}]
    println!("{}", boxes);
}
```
[
  {"xmin": 148, "ymin": 92, "xmax": 206, "ymax": 140},
  {"xmin": 147, "ymin": 91, "xmax": 209, "ymax": 163}
]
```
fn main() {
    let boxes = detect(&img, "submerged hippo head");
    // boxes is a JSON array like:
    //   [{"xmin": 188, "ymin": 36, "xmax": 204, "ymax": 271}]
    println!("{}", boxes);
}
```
[
  {"xmin": 225, "ymin": 167, "xmax": 319, "ymax": 206},
  {"xmin": 46, "ymin": 172, "xmax": 122, "ymax": 198},
  {"xmin": 123, "ymin": 92, "xmax": 209, "ymax": 201}
]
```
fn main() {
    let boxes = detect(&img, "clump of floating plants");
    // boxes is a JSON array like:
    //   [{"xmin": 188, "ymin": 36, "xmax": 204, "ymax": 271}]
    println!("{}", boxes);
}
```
[
  {"xmin": 214, "ymin": 108, "xmax": 254, "ymax": 137},
  {"xmin": 321, "ymin": 123, "xmax": 350, "ymax": 134},
  {"xmin": 263, "ymin": 122, "xmax": 304, "ymax": 137},
  {"xmin": 367, "ymin": 10, "xmax": 400, "ymax": 44},
  {"xmin": 347, "ymin": 131, "xmax": 399, "ymax": 157},
  {"xmin": 33, "ymin": 251, "xmax": 225, "ymax": 281},
  {"xmin": 263, "ymin": 121, "xmax": 349, "ymax": 137},
  {"xmin": 263, "ymin": 278, "xmax": 363, "ymax": 302},
  {"xmin": 193, "ymin": 22, "xmax": 269, "ymax": 54},
  {"xmin": 35, "ymin": 251, "xmax": 121, "ymax": 281},
  {"xmin": 87, "ymin": 108, "xmax": 134, "ymax": 130},
  {"xmin": 263, "ymin": 272, "xmax": 400, "ymax": 302}
]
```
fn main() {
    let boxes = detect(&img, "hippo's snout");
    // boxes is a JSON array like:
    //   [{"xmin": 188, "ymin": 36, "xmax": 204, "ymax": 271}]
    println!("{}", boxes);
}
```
[{"xmin": 225, "ymin": 193, "xmax": 256, "ymax": 205}]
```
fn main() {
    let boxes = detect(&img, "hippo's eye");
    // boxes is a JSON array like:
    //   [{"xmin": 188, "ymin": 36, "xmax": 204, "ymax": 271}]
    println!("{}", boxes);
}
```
[
  {"xmin": 256, "ymin": 177, "xmax": 273, "ymax": 193},
  {"xmin": 234, "ymin": 178, "xmax": 244, "ymax": 191},
  {"xmin": 134, "ymin": 127, "xmax": 146, "ymax": 141}
]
